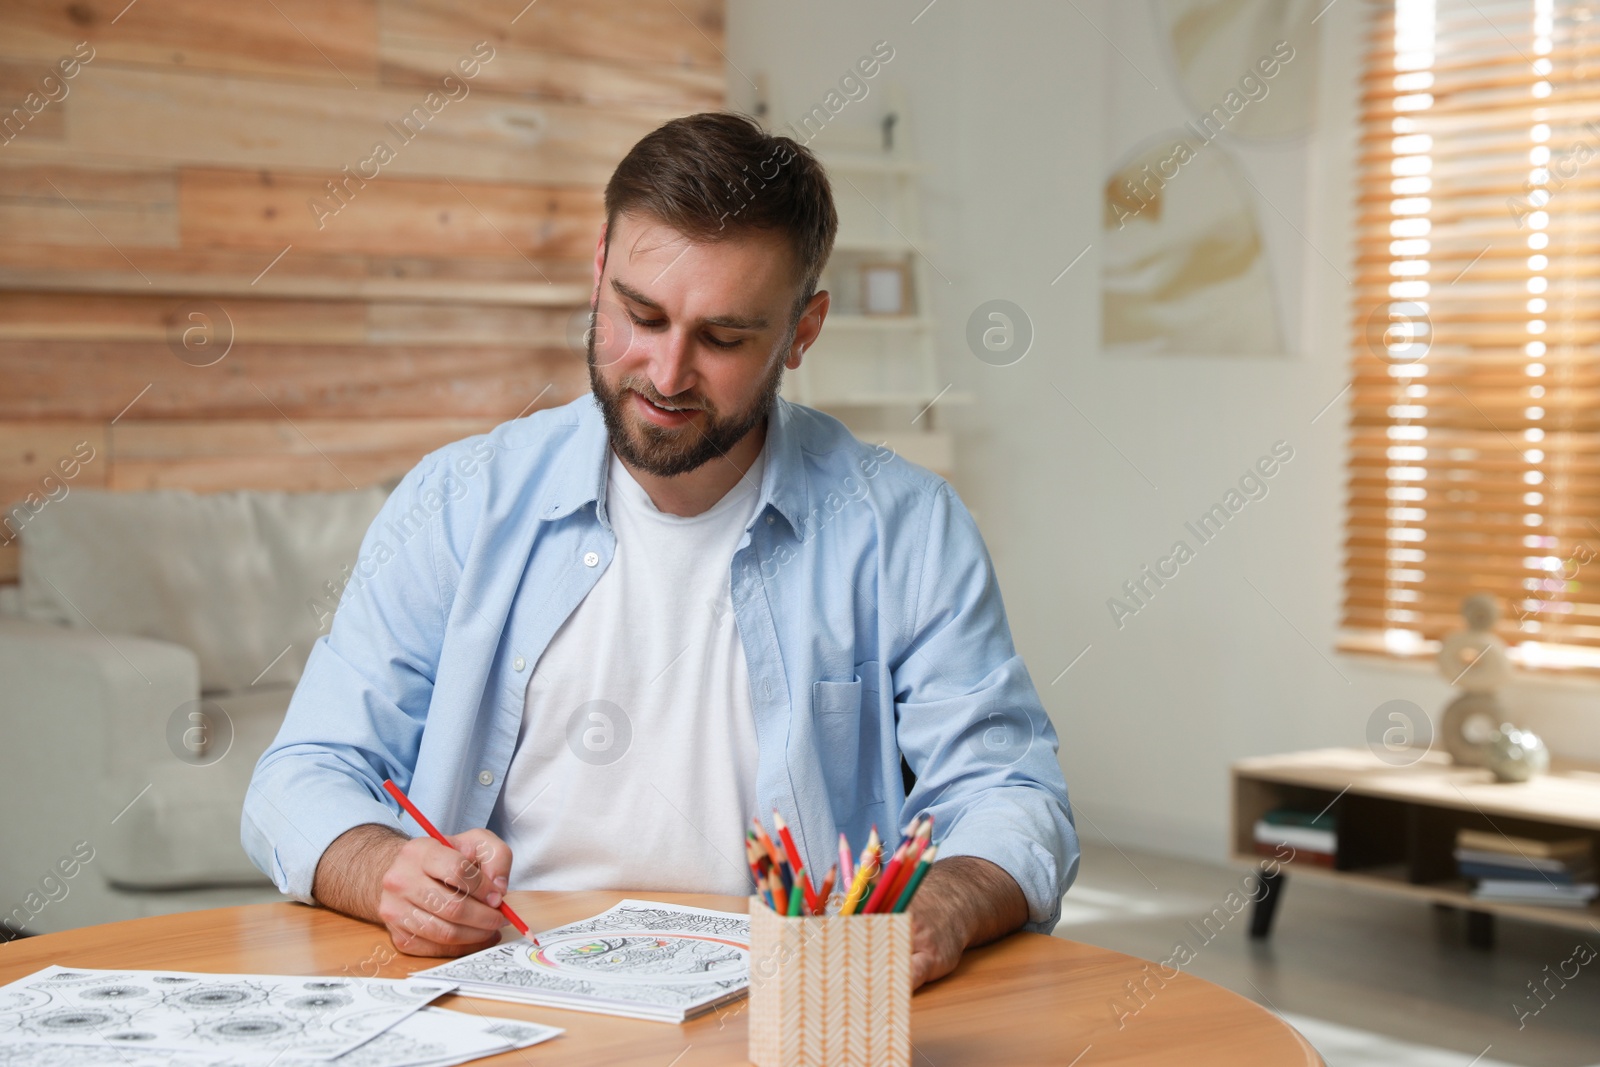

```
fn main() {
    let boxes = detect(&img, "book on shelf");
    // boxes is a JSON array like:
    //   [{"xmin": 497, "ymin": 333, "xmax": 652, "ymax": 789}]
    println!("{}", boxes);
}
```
[
  {"xmin": 1453, "ymin": 830, "xmax": 1595, "ymax": 894},
  {"xmin": 1456, "ymin": 859, "xmax": 1593, "ymax": 885},
  {"xmin": 1471, "ymin": 879, "xmax": 1598, "ymax": 908},
  {"xmin": 1453, "ymin": 847, "xmax": 1591, "ymax": 875},
  {"xmin": 1455, "ymin": 829, "xmax": 1593, "ymax": 861},
  {"xmin": 1253, "ymin": 819, "xmax": 1336, "ymax": 856},
  {"xmin": 1252, "ymin": 840, "xmax": 1334, "ymax": 867},
  {"xmin": 1259, "ymin": 808, "xmax": 1337, "ymax": 832}
]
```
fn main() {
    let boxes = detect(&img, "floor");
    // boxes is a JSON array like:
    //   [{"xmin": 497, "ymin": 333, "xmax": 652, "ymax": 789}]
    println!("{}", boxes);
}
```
[{"xmin": 1054, "ymin": 840, "xmax": 1600, "ymax": 1067}]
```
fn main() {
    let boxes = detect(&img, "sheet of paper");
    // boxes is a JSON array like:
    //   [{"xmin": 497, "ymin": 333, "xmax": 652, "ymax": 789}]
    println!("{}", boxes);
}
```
[
  {"xmin": 0, "ymin": 966, "xmax": 452, "ymax": 1061},
  {"xmin": 414, "ymin": 900, "xmax": 749, "ymax": 1019},
  {"xmin": 0, "ymin": 1004, "xmax": 560, "ymax": 1067},
  {"xmin": 277, "ymin": 1006, "xmax": 561, "ymax": 1067},
  {"xmin": 377, "ymin": 1007, "xmax": 562, "ymax": 1067},
  {"xmin": 0, "ymin": 1043, "xmax": 227, "ymax": 1067}
]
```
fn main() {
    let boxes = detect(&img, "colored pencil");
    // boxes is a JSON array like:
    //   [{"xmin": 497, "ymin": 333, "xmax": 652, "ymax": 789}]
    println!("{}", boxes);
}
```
[
  {"xmin": 838, "ymin": 832, "xmax": 855, "ymax": 889},
  {"xmin": 883, "ymin": 819, "xmax": 934, "ymax": 902},
  {"xmin": 890, "ymin": 845, "xmax": 938, "ymax": 913},
  {"xmin": 752, "ymin": 817, "xmax": 786, "ymax": 878},
  {"xmin": 879, "ymin": 819, "xmax": 932, "ymax": 907},
  {"xmin": 772, "ymin": 810, "xmax": 820, "ymax": 914},
  {"xmin": 756, "ymin": 818, "xmax": 792, "ymax": 895},
  {"xmin": 380, "ymin": 779, "xmax": 537, "ymax": 946},
  {"xmin": 861, "ymin": 840, "xmax": 910, "ymax": 914},
  {"xmin": 745, "ymin": 836, "xmax": 773, "ymax": 910},
  {"xmin": 839, "ymin": 827, "xmax": 881, "ymax": 915},
  {"xmin": 859, "ymin": 825, "xmax": 881, "ymax": 872},
  {"xmin": 787, "ymin": 870, "xmax": 806, "ymax": 916},
  {"xmin": 816, "ymin": 864, "xmax": 837, "ymax": 915},
  {"xmin": 767, "ymin": 865, "xmax": 786, "ymax": 913}
]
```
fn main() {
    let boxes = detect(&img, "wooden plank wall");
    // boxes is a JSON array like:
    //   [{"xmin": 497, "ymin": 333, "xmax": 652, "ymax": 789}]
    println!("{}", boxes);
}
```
[{"xmin": 0, "ymin": 0, "xmax": 725, "ymax": 580}]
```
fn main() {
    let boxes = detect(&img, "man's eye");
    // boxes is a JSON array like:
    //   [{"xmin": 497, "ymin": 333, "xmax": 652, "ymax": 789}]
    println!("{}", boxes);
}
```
[
  {"xmin": 705, "ymin": 336, "xmax": 743, "ymax": 350},
  {"xmin": 627, "ymin": 311, "xmax": 665, "ymax": 329}
]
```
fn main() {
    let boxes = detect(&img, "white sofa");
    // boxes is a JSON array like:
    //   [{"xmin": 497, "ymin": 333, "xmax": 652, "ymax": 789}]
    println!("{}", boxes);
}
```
[{"xmin": 0, "ymin": 484, "xmax": 388, "ymax": 937}]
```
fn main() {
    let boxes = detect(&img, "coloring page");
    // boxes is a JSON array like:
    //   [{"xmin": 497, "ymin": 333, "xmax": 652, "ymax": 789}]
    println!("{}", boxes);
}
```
[
  {"xmin": 416, "ymin": 900, "xmax": 749, "ymax": 1012},
  {"xmin": 0, "ymin": 966, "xmax": 452, "ymax": 1060},
  {"xmin": 0, "ymin": 1042, "xmax": 226, "ymax": 1067},
  {"xmin": 275, "ymin": 1006, "xmax": 561, "ymax": 1067},
  {"xmin": 0, "ymin": 1005, "xmax": 559, "ymax": 1067}
]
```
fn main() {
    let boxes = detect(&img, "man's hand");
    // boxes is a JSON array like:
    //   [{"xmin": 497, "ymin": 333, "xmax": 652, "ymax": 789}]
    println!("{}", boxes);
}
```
[
  {"xmin": 313, "ymin": 823, "xmax": 515, "ymax": 957},
  {"xmin": 905, "ymin": 855, "xmax": 1029, "ymax": 990}
]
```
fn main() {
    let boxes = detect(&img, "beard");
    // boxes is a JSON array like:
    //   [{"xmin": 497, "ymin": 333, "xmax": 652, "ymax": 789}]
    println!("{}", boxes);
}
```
[{"xmin": 586, "ymin": 318, "xmax": 788, "ymax": 478}]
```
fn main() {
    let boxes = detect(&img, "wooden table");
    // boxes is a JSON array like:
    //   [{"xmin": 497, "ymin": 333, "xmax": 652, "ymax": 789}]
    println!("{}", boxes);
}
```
[{"xmin": 0, "ymin": 891, "xmax": 1322, "ymax": 1066}]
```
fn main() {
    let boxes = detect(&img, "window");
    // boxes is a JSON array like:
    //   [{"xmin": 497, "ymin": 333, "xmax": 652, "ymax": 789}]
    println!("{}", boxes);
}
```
[{"xmin": 1344, "ymin": 0, "xmax": 1600, "ymax": 670}]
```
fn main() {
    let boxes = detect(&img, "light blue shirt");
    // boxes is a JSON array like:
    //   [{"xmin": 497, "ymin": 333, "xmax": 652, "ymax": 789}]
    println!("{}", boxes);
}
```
[{"xmin": 243, "ymin": 393, "xmax": 1079, "ymax": 932}]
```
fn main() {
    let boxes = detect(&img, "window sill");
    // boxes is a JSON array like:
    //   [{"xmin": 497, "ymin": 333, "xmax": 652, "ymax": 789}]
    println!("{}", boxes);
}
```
[{"xmin": 1337, "ymin": 636, "xmax": 1600, "ymax": 693}]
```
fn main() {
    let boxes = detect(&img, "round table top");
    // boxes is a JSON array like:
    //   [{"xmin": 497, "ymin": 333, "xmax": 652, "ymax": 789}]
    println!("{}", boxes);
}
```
[{"xmin": 0, "ymin": 891, "xmax": 1322, "ymax": 1066}]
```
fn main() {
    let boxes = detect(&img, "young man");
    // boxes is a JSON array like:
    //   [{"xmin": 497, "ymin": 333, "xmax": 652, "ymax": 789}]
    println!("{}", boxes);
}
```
[{"xmin": 243, "ymin": 112, "xmax": 1077, "ymax": 990}]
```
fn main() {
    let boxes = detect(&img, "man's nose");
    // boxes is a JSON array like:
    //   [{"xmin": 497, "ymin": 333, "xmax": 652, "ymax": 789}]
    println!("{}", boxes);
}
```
[{"xmin": 646, "ymin": 328, "xmax": 697, "ymax": 400}]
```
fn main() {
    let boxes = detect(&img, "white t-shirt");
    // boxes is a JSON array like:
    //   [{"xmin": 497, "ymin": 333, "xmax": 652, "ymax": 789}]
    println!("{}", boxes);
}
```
[{"xmin": 493, "ymin": 444, "xmax": 766, "ymax": 894}]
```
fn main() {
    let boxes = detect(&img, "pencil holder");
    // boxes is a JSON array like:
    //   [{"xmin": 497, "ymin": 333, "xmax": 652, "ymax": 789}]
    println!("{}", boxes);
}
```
[{"xmin": 746, "ymin": 896, "xmax": 912, "ymax": 1067}]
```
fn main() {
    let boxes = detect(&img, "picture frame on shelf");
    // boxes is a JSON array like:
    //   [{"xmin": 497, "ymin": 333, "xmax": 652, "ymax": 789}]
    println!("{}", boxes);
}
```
[{"xmin": 859, "ymin": 261, "xmax": 911, "ymax": 316}]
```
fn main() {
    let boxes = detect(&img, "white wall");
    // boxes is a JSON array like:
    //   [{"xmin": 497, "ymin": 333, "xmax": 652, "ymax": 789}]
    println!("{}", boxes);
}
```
[{"xmin": 726, "ymin": 0, "xmax": 1600, "ymax": 863}]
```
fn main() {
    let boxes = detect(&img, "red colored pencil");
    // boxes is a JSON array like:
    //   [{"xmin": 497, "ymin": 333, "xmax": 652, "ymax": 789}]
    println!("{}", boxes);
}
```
[
  {"xmin": 860, "ymin": 839, "xmax": 910, "ymax": 914},
  {"xmin": 752, "ymin": 818, "xmax": 788, "ymax": 888},
  {"xmin": 772, "ymin": 810, "xmax": 820, "ymax": 914},
  {"xmin": 880, "ymin": 819, "xmax": 933, "ymax": 907},
  {"xmin": 381, "ymin": 779, "xmax": 537, "ymax": 946},
  {"xmin": 816, "ymin": 864, "xmax": 838, "ymax": 915},
  {"xmin": 745, "ymin": 835, "xmax": 771, "ymax": 908}
]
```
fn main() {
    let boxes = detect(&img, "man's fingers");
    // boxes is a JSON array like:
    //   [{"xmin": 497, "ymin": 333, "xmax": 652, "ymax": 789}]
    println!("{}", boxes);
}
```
[
  {"xmin": 408, "ymin": 875, "xmax": 506, "ymax": 933},
  {"xmin": 416, "ymin": 838, "xmax": 496, "ymax": 905},
  {"xmin": 384, "ymin": 888, "xmax": 503, "ymax": 947},
  {"xmin": 450, "ymin": 829, "xmax": 513, "ymax": 899},
  {"xmin": 389, "ymin": 924, "xmax": 498, "ymax": 958},
  {"xmin": 376, "ymin": 835, "xmax": 511, "ymax": 959}
]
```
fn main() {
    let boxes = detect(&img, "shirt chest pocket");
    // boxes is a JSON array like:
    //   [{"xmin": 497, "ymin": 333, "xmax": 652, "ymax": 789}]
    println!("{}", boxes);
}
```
[{"xmin": 810, "ymin": 665, "xmax": 883, "ymax": 818}]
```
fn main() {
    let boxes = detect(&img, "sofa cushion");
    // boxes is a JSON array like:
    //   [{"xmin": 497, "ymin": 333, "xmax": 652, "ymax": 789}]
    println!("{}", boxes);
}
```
[
  {"xmin": 19, "ymin": 486, "xmax": 387, "ymax": 692},
  {"xmin": 100, "ymin": 683, "xmax": 296, "ymax": 889}
]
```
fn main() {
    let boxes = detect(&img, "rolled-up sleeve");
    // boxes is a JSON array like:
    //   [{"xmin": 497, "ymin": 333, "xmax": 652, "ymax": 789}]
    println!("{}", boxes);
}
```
[
  {"xmin": 241, "ymin": 462, "xmax": 449, "ymax": 903},
  {"xmin": 891, "ymin": 482, "xmax": 1079, "ymax": 933}
]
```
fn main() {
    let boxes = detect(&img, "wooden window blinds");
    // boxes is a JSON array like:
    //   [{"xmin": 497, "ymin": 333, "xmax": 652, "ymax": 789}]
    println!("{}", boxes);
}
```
[{"xmin": 1345, "ymin": 0, "xmax": 1600, "ymax": 671}]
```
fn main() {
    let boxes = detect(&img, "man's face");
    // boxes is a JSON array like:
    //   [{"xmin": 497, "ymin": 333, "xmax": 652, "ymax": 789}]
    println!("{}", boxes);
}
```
[{"xmin": 586, "ymin": 212, "xmax": 808, "ymax": 478}]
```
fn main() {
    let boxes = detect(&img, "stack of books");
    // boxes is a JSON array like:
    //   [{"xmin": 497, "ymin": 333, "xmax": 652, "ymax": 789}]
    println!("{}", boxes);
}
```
[
  {"xmin": 1253, "ymin": 807, "xmax": 1337, "ymax": 867},
  {"xmin": 1455, "ymin": 829, "xmax": 1598, "ymax": 908}
]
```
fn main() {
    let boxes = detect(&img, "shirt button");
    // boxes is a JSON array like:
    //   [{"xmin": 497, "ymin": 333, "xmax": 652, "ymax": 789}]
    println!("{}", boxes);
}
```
[
  {"xmin": 583, "ymin": 551, "xmax": 599, "ymax": 567},
  {"xmin": 512, "ymin": 655, "xmax": 526, "ymax": 671},
  {"xmin": 478, "ymin": 770, "xmax": 494, "ymax": 786},
  {"xmin": 766, "ymin": 515, "xmax": 775, "ymax": 525}
]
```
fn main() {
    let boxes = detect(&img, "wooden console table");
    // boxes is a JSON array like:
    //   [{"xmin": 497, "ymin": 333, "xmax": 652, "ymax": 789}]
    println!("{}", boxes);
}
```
[{"xmin": 1231, "ymin": 747, "xmax": 1600, "ymax": 947}]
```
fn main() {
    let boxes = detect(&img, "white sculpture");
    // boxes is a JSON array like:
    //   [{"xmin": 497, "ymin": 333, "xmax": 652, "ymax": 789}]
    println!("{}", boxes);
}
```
[
  {"xmin": 1485, "ymin": 723, "xmax": 1550, "ymax": 783},
  {"xmin": 1436, "ymin": 594, "xmax": 1513, "ymax": 767}
]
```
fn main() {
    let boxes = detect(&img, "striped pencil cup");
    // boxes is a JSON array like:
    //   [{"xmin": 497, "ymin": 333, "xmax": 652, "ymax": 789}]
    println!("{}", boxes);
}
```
[{"xmin": 747, "ymin": 895, "xmax": 912, "ymax": 1067}]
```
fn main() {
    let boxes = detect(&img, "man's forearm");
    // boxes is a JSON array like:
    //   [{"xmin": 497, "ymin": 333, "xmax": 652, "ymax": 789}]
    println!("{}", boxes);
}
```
[
  {"xmin": 313, "ymin": 823, "xmax": 408, "ymax": 923},
  {"xmin": 917, "ymin": 855, "xmax": 1029, "ymax": 947}
]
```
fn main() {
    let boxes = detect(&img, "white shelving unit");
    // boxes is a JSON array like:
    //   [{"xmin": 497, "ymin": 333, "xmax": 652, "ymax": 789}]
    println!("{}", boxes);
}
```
[{"xmin": 762, "ymin": 88, "xmax": 961, "ymax": 479}]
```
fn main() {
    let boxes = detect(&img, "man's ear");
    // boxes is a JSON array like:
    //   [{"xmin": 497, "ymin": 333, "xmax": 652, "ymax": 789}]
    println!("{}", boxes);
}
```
[
  {"xmin": 590, "ymin": 222, "xmax": 609, "ymax": 308},
  {"xmin": 786, "ymin": 289, "xmax": 830, "ymax": 370}
]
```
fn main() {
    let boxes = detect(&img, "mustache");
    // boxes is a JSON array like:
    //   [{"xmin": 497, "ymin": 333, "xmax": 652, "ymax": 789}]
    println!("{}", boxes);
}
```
[{"xmin": 630, "ymin": 386, "xmax": 707, "ymax": 412}]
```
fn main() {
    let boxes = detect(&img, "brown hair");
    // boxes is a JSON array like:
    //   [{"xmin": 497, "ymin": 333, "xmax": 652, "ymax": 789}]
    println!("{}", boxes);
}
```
[{"xmin": 603, "ymin": 111, "xmax": 839, "ymax": 325}]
